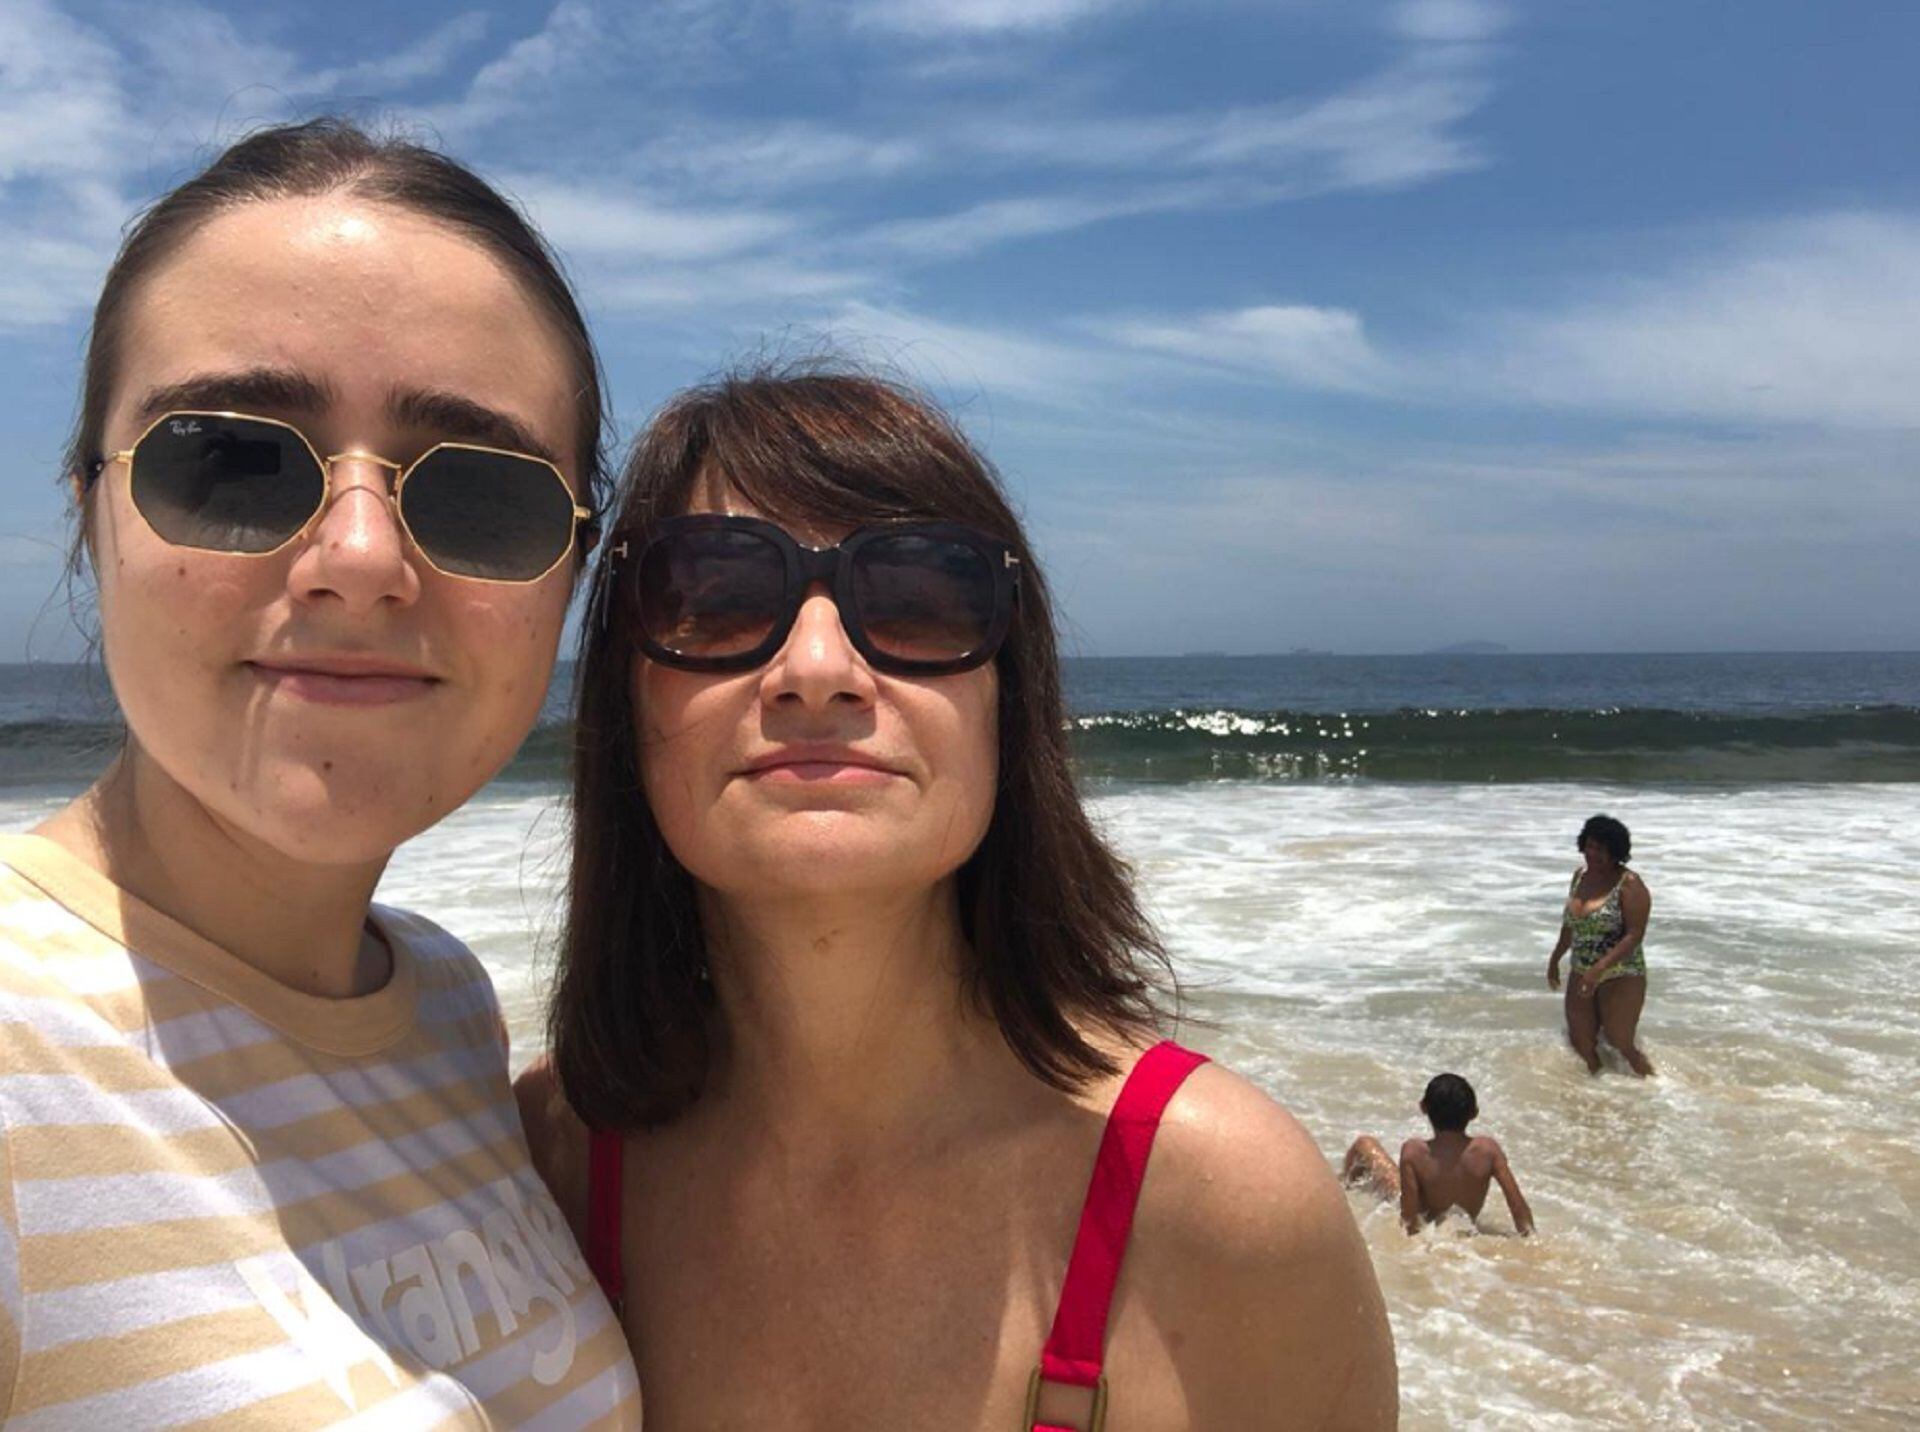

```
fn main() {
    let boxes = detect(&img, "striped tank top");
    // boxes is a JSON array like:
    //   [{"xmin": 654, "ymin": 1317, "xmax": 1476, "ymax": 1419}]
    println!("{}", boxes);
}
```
[{"xmin": 0, "ymin": 834, "xmax": 641, "ymax": 1428}]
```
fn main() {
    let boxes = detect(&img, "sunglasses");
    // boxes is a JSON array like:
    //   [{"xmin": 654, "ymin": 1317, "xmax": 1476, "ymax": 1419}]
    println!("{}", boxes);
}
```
[
  {"xmin": 620, "ymin": 514, "xmax": 1021, "ymax": 676},
  {"xmin": 90, "ymin": 410, "xmax": 592, "ymax": 583}
]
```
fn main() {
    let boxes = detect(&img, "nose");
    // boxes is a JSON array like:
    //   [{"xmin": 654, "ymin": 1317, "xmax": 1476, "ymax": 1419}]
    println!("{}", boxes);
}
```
[
  {"xmin": 760, "ymin": 585, "xmax": 875, "ymax": 710},
  {"xmin": 286, "ymin": 454, "xmax": 421, "ymax": 613}
]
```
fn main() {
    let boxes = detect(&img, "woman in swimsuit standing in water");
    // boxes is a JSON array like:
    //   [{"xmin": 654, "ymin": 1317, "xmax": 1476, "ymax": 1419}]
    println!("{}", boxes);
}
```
[
  {"xmin": 1547, "ymin": 814, "xmax": 1654, "ymax": 1076},
  {"xmin": 517, "ymin": 368, "xmax": 1396, "ymax": 1428}
]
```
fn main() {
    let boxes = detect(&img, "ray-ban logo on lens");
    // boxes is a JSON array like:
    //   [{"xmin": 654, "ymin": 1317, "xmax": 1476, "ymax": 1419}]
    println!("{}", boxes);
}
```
[{"xmin": 168, "ymin": 419, "xmax": 203, "ymax": 437}]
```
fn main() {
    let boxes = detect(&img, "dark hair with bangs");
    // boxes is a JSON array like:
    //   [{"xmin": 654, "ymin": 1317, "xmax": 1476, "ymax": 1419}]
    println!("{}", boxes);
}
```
[{"xmin": 549, "ymin": 366, "xmax": 1173, "ymax": 1129}]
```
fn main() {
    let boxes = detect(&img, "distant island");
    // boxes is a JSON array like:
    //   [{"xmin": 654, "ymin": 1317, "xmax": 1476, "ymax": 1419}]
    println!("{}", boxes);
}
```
[{"xmin": 1427, "ymin": 641, "xmax": 1510, "ymax": 655}]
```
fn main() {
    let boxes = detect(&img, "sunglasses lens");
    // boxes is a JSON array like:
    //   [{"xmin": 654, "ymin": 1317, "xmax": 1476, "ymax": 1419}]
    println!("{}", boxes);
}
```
[
  {"xmin": 130, "ymin": 415, "xmax": 323, "ymax": 553},
  {"xmin": 853, "ymin": 532, "xmax": 997, "ymax": 666},
  {"xmin": 639, "ymin": 526, "xmax": 787, "ymax": 660},
  {"xmin": 401, "ymin": 448, "xmax": 578, "ymax": 581}
]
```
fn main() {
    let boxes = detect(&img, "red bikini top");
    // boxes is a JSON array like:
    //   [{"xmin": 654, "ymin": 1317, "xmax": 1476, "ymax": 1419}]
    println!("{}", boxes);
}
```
[{"xmin": 585, "ymin": 1039, "xmax": 1208, "ymax": 1432}]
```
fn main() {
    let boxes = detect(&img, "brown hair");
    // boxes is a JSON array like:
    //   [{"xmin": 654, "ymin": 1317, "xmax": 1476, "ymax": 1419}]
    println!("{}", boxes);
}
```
[
  {"xmin": 550, "ymin": 366, "xmax": 1174, "ymax": 1129},
  {"xmin": 64, "ymin": 116, "xmax": 608, "ymax": 569}
]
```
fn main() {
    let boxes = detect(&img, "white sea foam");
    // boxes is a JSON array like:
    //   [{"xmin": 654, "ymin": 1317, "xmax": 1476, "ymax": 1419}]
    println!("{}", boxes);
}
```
[{"xmin": 6, "ymin": 778, "xmax": 1917, "ymax": 1427}]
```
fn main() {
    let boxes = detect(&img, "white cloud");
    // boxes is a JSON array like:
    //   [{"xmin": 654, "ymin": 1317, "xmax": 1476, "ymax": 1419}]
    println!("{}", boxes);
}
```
[
  {"xmin": 1100, "ymin": 304, "xmax": 1388, "ymax": 393},
  {"xmin": 849, "ymin": 0, "xmax": 1130, "ymax": 37},
  {"xmin": 1086, "ymin": 211, "xmax": 1920, "ymax": 430},
  {"xmin": 311, "ymin": 12, "xmax": 491, "ymax": 93},
  {"xmin": 855, "ymin": 190, "xmax": 1168, "ymax": 260},
  {"xmin": 590, "ymin": 257, "xmax": 875, "ymax": 311},
  {"xmin": 420, "ymin": 0, "xmax": 605, "ymax": 134},
  {"xmin": 0, "ymin": 0, "xmax": 129, "ymax": 184},
  {"xmin": 1481, "ymin": 212, "xmax": 1920, "ymax": 429},
  {"xmin": 1388, "ymin": 0, "xmax": 1508, "ymax": 45},
  {"xmin": 501, "ymin": 176, "xmax": 801, "ymax": 261},
  {"xmin": 819, "ymin": 301, "xmax": 1119, "ymax": 403},
  {"xmin": 633, "ymin": 122, "xmax": 927, "ymax": 196}
]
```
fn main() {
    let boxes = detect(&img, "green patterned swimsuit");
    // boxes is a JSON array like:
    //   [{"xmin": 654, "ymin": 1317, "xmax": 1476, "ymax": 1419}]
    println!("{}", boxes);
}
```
[{"xmin": 1566, "ymin": 870, "xmax": 1646, "ymax": 984}]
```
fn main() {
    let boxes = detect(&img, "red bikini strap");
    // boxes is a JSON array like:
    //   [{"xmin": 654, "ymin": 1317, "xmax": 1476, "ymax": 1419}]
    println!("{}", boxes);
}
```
[
  {"xmin": 586, "ymin": 1127, "xmax": 625, "ymax": 1310},
  {"xmin": 1027, "ymin": 1040, "xmax": 1208, "ymax": 1431}
]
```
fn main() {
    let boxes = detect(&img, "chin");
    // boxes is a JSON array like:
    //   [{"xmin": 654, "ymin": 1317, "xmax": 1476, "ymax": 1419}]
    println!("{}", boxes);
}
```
[
  {"xmin": 712, "ymin": 831, "xmax": 959, "ymax": 899},
  {"xmin": 220, "ymin": 758, "xmax": 459, "ymax": 867}
]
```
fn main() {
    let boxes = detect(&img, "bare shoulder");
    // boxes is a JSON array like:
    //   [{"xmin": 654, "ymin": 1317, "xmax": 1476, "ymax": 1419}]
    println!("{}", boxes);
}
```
[
  {"xmin": 512, "ymin": 1057, "xmax": 592, "ymax": 1243},
  {"xmin": 1467, "ymin": 1134, "xmax": 1507, "ymax": 1169},
  {"xmin": 1397, "ymin": 1136, "xmax": 1430, "ymax": 1170},
  {"xmin": 1130, "ymin": 1060, "xmax": 1398, "ymax": 1428}
]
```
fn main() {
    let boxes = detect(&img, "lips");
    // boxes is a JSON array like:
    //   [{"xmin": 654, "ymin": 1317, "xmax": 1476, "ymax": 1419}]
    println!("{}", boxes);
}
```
[
  {"xmin": 247, "ymin": 654, "xmax": 440, "ymax": 707},
  {"xmin": 739, "ymin": 746, "xmax": 905, "ymax": 783}
]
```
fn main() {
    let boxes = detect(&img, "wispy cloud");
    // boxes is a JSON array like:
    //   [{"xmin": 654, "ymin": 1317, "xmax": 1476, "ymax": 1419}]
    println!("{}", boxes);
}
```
[
  {"xmin": 1480, "ymin": 211, "xmax": 1920, "ymax": 429},
  {"xmin": 1388, "ymin": 0, "xmax": 1509, "ymax": 46},
  {"xmin": 632, "ymin": 121, "xmax": 928, "ymax": 197},
  {"xmin": 1088, "ymin": 210, "xmax": 1920, "ymax": 430},
  {"xmin": 1097, "ymin": 304, "xmax": 1389, "ymax": 393},
  {"xmin": 312, "ymin": 12, "xmax": 492, "ymax": 93},
  {"xmin": 502, "ymin": 176, "xmax": 801, "ymax": 262},
  {"xmin": 815, "ymin": 301, "xmax": 1119, "ymax": 404},
  {"xmin": 847, "ymin": 0, "xmax": 1133, "ymax": 38}
]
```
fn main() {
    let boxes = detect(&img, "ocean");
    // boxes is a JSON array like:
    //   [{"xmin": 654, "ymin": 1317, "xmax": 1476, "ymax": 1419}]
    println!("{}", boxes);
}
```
[{"xmin": 4, "ymin": 651, "xmax": 1917, "ymax": 1430}]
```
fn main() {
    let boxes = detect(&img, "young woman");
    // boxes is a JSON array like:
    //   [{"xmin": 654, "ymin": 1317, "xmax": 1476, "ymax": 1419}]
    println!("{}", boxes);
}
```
[
  {"xmin": 0, "ymin": 121, "xmax": 640, "ymax": 1425},
  {"xmin": 1547, "ymin": 814, "xmax": 1655, "ymax": 1076},
  {"xmin": 519, "ymin": 370, "xmax": 1396, "ymax": 1428}
]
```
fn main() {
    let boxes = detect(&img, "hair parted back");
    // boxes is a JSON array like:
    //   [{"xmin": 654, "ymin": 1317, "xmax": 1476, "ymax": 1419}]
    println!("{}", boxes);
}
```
[
  {"xmin": 550, "ymin": 365, "xmax": 1174, "ymax": 1129},
  {"xmin": 64, "ymin": 115, "xmax": 608, "ymax": 573}
]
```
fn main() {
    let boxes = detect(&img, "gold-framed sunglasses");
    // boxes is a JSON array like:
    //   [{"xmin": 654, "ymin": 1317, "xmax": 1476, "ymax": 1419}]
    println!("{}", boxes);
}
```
[{"xmin": 90, "ymin": 410, "xmax": 594, "ymax": 584}]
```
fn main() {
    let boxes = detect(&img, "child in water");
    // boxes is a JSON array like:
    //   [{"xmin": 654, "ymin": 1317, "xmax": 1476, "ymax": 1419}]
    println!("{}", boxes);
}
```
[{"xmin": 1344, "ymin": 1073, "xmax": 1535, "ymax": 1235}]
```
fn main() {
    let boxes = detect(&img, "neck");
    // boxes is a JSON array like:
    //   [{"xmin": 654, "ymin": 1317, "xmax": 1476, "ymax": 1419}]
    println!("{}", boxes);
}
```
[
  {"xmin": 36, "ymin": 746, "xmax": 391, "ymax": 998},
  {"xmin": 696, "ymin": 878, "xmax": 1029, "ymax": 1159}
]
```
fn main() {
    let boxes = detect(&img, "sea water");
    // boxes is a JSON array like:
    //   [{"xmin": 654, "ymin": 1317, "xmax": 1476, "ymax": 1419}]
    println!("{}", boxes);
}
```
[{"xmin": 4, "ymin": 652, "xmax": 1918, "ymax": 1429}]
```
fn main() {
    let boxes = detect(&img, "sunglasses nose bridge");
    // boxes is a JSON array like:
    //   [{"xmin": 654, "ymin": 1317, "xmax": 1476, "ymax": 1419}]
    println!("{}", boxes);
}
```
[
  {"xmin": 303, "ymin": 450, "xmax": 413, "ymax": 553},
  {"xmin": 795, "ymin": 542, "xmax": 841, "ymax": 592},
  {"xmin": 322, "ymin": 450, "xmax": 404, "ymax": 493}
]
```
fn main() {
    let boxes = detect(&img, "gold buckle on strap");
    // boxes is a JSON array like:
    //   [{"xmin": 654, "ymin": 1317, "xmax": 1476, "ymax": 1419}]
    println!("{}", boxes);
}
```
[{"xmin": 1022, "ymin": 1365, "xmax": 1109, "ymax": 1432}]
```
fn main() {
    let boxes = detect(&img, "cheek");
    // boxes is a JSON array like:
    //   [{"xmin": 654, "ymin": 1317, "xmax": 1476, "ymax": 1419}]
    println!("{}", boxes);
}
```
[
  {"xmin": 631, "ymin": 661, "xmax": 721, "ymax": 829},
  {"xmin": 444, "ymin": 580, "xmax": 571, "ymax": 700},
  {"xmin": 924, "ymin": 669, "xmax": 1000, "ymax": 841},
  {"xmin": 94, "ymin": 506, "xmax": 270, "ymax": 671}
]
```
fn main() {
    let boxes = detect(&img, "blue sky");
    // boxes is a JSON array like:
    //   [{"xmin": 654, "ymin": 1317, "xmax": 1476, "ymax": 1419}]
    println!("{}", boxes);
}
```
[{"xmin": 2, "ymin": 0, "xmax": 1916, "ymax": 656}]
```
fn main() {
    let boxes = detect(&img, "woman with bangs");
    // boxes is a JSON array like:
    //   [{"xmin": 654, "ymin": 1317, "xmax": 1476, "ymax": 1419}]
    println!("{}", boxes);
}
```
[{"xmin": 518, "ymin": 368, "xmax": 1396, "ymax": 1429}]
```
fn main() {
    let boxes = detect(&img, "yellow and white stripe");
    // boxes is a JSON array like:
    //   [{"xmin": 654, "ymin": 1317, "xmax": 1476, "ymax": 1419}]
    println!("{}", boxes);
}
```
[{"xmin": 0, "ymin": 834, "xmax": 640, "ymax": 1429}]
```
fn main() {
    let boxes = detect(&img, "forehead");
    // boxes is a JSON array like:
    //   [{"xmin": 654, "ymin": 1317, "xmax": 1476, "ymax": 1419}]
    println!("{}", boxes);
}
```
[
  {"xmin": 109, "ymin": 194, "xmax": 577, "ymax": 459},
  {"xmin": 683, "ymin": 465, "xmax": 852, "ymax": 548}
]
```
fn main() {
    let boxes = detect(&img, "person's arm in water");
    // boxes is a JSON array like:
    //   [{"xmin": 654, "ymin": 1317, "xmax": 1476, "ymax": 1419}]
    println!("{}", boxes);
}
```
[
  {"xmin": 1397, "ymin": 1141, "xmax": 1425, "ymax": 1235},
  {"xmin": 1576, "ymin": 874, "xmax": 1651, "ymax": 995},
  {"xmin": 1547, "ymin": 869, "xmax": 1576, "ymax": 990},
  {"xmin": 1487, "ymin": 1138, "xmax": 1534, "ymax": 1236},
  {"xmin": 1546, "ymin": 918, "xmax": 1571, "ymax": 990}
]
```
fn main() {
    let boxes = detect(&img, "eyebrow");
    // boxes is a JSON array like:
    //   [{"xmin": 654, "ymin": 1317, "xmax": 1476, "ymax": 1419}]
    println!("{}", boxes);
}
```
[
  {"xmin": 131, "ymin": 367, "xmax": 335, "ymax": 427},
  {"xmin": 127, "ymin": 368, "xmax": 564, "ymax": 469},
  {"xmin": 387, "ymin": 388, "xmax": 563, "ymax": 468}
]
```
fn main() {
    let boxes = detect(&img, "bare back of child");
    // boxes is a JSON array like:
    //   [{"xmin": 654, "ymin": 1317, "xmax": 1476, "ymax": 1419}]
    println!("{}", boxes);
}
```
[{"xmin": 1343, "ymin": 1073, "xmax": 1534, "ymax": 1236}]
